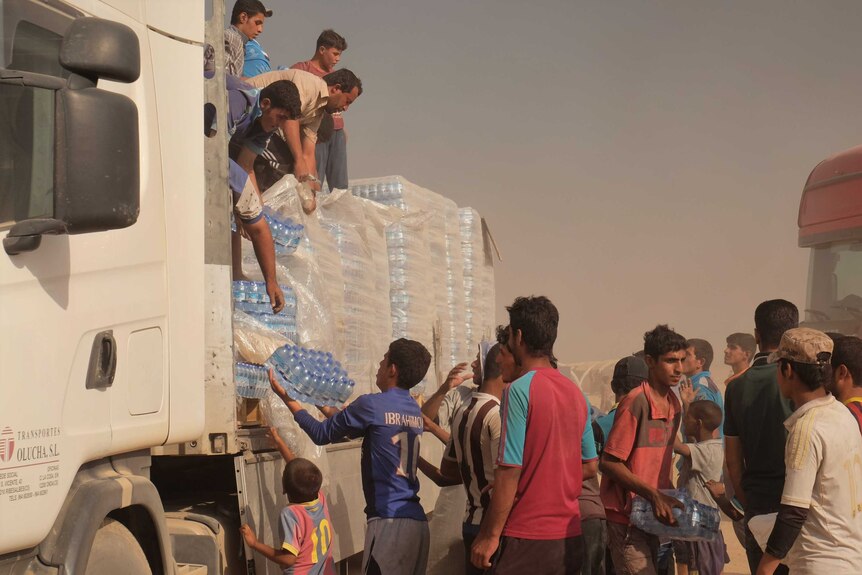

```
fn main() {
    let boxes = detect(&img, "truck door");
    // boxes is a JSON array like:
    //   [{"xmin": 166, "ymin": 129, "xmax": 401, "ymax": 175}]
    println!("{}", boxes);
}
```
[{"xmin": 0, "ymin": 0, "xmax": 167, "ymax": 553}]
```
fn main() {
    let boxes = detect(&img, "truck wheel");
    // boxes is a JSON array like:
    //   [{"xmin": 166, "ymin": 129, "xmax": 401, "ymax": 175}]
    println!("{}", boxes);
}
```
[{"xmin": 85, "ymin": 518, "xmax": 152, "ymax": 575}]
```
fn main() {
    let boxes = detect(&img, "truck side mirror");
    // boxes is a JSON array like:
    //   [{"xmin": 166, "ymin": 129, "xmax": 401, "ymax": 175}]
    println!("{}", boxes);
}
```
[
  {"xmin": 3, "ymin": 17, "xmax": 140, "ymax": 256},
  {"xmin": 60, "ymin": 17, "xmax": 140, "ymax": 84}
]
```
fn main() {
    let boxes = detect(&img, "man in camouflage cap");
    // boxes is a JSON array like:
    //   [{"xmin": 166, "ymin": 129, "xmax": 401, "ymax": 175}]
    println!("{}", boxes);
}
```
[
  {"xmin": 756, "ymin": 327, "xmax": 862, "ymax": 575},
  {"xmin": 768, "ymin": 327, "xmax": 833, "ymax": 366}
]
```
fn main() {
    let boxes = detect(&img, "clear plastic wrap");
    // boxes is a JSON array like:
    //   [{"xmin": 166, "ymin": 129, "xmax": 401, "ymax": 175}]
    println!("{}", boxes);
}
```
[
  {"xmin": 352, "ymin": 176, "xmax": 469, "ymax": 395},
  {"xmin": 460, "ymin": 207, "xmax": 486, "ymax": 352},
  {"xmin": 242, "ymin": 175, "xmax": 341, "ymax": 355},
  {"xmin": 236, "ymin": 174, "xmax": 494, "ymax": 404},
  {"xmin": 359, "ymin": 199, "xmax": 401, "ymax": 393},
  {"xmin": 386, "ymin": 211, "xmax": 435, "ymax": 395},
  {"xmin": 443, "ymin": 202, "xmax": 468, "ymax": 370},
  {"xmin": 318, "ymin": 190, "xmax": 380, "ymax": 397},
  {"xmin": 233, "ymin": 309, "xmax": 291, "ymax": 363}
]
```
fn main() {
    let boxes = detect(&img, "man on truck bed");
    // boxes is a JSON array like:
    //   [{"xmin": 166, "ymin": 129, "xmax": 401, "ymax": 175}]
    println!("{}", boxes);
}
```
[
  {"xmin": 246, "ymin": 68, "xmax": 363, "ymax": 195},
  {"xmin": 220, "ymin": 76, "xmax": 301, "ymax": 312},
  {"xmin": 291, "ymin": 29, "xmax": 351, "ymax": 191},
  {"xmin": 270, "ymin": 338, "xmax": 432, "ymax": 575},
  {"xmin": 224, "ymin": 0, "xmax": 272, "ymax": 78}
]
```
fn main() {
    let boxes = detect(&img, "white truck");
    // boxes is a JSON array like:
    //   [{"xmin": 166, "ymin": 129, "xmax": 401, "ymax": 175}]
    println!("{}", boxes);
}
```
[{"xmin": 0, "ymin": 1, "xmax": 495, "ymax": 573}]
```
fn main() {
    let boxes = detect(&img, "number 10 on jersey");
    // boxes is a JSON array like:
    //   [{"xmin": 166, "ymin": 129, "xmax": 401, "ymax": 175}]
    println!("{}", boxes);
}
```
[{"xmin": 392, "ymin": 432, "xmax": 420, "ymax": 481}]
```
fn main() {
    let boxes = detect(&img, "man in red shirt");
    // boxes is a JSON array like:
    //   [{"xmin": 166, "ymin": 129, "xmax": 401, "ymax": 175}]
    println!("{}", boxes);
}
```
[
  {"xmin": 471, "ymin": 296, "xmax": 598, "ymax": 575},
  {"xmin": 600, "ymin": 324, "xmax": 686, "ymax": 575},
  {"xmin": 827, "ymin": 334, "xmax": 862, "ymax": 434},
  {"xmin": 291, "ymin": 30, "xmax": 351, "ymax": 191}
]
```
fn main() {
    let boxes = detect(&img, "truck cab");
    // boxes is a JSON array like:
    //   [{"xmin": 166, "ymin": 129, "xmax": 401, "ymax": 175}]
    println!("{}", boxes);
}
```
[{"xmin": 800, "ymin": 144, "xmax": 862, "ymax": 335}]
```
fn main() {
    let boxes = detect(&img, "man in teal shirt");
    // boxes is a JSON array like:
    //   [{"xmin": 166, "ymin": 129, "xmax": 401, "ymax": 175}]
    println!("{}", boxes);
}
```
[{"xmin": 681, "ymin": 338, "xmax": 724, "ymax": 436}]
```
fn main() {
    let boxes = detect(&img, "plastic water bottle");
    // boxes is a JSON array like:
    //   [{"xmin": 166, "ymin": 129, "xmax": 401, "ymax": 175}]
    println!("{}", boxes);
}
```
[
  {"xmin": 233, "ymin": 281, "xmax": 296, "ymax": 317},
  {"xmin": 235, "ymin": 362, "xmax": 270, "ymax": 399},
  {"xmin": 264, "ymin": 211, "xmax": 305, "ymax": 255},
  {"xmin": 266, "ymin": 344, "xmax": 356, "ymax": 406},
  {"xmin": 630, "ymin": 489, "xmax": 720, "ymax": 541}
]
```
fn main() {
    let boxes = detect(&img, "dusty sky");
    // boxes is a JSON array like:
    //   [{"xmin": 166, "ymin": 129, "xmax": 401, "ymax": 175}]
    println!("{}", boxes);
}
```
[{"xmin": 247, "ymin": 0, "xmax": 861, "ymax": 373}]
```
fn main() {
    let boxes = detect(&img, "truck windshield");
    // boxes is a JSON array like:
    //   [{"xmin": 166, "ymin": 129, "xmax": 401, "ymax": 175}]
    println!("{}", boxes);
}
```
[{"xmin": 806, "ymin": 241, "xmax": 862, "ymax": 324}]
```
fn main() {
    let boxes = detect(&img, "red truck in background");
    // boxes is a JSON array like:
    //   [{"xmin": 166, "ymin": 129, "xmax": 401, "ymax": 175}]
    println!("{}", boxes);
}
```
[{"xmin": 799, "ymin": 145, "xmax": 862, "ymax": 334}]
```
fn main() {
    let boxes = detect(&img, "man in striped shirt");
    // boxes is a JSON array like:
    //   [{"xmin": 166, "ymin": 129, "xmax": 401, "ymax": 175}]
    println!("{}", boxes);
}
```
[
  {"xmin": 418, "ymin": 329, "xmax": 511, "ymax": 574},
  {"xmin": 445, "ymin": 340, "xmax": 506, "ymax": 574},
  {"xmin": 827, "ymin": 334, "xmax": 862, "ymax": 434}
]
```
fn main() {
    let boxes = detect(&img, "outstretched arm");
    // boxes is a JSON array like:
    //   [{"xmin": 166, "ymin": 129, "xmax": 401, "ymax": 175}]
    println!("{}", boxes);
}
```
[
  {"xmin": 235, "ymin": 146, "xmax": 284, "ymax": 313},
  {"xmin": 422, "ymin": 415, "xmax": 450, "ymax": 445},
  {"xmin": 673, "ymin": 436, "xmax": 692, "ymax": 457},
  {"xmin": 269, "ymin": 370, "xmax": 366, "ymax": 445},
  {"xmin": 267, "ymin": 427, "xmax": 295, "ymax": 463},
  {"xmin": 240, "ymin": 525, "xmax": 297, "ymax": 568},
  {"xmin": 418, "ymin": 456, "xmax": 461, "ymax": 487},
  {"xmin": 421, "ymin": 363, "xmax": 472, "ymax": 423}
]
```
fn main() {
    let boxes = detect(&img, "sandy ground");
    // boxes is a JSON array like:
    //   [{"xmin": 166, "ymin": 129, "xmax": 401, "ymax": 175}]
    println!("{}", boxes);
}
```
[{"xmin": 722, "ymin": 516, "xmax": 749, "ymax": 575}]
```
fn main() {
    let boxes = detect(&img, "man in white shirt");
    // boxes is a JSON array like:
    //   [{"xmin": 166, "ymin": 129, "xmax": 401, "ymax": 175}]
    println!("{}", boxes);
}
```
[{"xmin": 756, "ymin": 327, "xmax": 862, "ymax": 575}]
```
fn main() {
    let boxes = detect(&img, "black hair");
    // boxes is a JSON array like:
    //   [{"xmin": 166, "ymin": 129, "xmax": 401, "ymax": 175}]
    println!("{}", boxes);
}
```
[
  {"xmin": 317, "ymin": 29, "xmax": 347, "ymax": 51},
  {"xmin": 506, "ymin": 296, "xmax": 558, "ymax": 359},
  {"xmin": 388, "ymin": 339, "xmax": 431, "ymax": 390},
  {"xmin": 259, "ymin": 80, "xmax": 301, "ymax": 120},
  {"xmin": 779, "ymin": 354, "xmax": 833, "ymax": 392},
  {"xmin": 484, "ymin": 343, "xmax": 502, "ymax": 382},
  {"xmin": 754, "ymin": 299, "xmax": 799, "ymax": 349},
  {"xmin": 282, "ymin": 458, "xmax": 322, "ymax": 503},
  {"xmin": 611, "ymin": 374, "xmax": 644, "ymax": 397},
  {"xmin": 230, "ymin": 0, "xmax": 270, "ymax": 25},
  {"xmin": 688, "ymin": 400, "xmax": 723, "ymax": 432},
  {"xmin": 323, "ymin": 68, "xmax": 363, "ymax": 96},
  {"xmin": 496, "ymin": 324, "xmax": 508, "ymax": 346},
  {"xmin": 643, "ymin": 325, "xmax": 687, "ymax": 359},
  {"xmin": 686, "ymin": 338, "xmax": 714, "ymax": 370},
  {"xmin": 726, "ymin": 332, "xmax": 756, "ymax": 357},
  {"xmin": 831, "ymin": 335, "xmax": 862, "ymax": 385}
]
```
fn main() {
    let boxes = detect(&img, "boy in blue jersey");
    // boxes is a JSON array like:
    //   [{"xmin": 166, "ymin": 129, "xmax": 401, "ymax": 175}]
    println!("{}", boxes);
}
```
[
  {"xmin": 240, "ymin": 457, "xmax": 335, "ymax": 575},
  {"xmin": 271, "ymin": 338, "xmax": 432, "ymax": 575}
]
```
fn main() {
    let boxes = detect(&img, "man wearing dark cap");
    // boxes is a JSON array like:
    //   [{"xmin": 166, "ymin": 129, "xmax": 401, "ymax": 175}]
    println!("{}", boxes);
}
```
[
  {"xmin": 756, "ymin": 328, "xmax": 862, "ymax": 574},
  {"xmin": 225, "ymin": 0, "xmax": 272, "ymax": 78},
  {"xmin": 593, "ymin": 355, "xmax": 649, "ymax": 453},
  {"xmin": 581, "ymin": 355, "xmax": 648, "ymax": 575}
]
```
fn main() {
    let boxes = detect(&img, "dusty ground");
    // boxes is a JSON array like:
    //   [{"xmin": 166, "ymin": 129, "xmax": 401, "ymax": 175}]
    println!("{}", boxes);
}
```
[{"xmin": 722, "ymin": 516, "xmax": 749, "ymax": 575}]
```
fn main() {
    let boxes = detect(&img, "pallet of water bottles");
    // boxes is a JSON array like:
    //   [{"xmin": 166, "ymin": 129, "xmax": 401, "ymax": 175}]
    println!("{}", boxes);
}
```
[
  {"xmin": 234, "ymin": 344, "xmax": 356, "ymax": 407},
  {"xmin": 233, "ymin": 280, "xmax": 297, "ymax": 342}
]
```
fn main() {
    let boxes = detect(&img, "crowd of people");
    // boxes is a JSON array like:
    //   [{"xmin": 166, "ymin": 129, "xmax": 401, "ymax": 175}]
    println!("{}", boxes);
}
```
[
  {"xmin": 205, "ymin": 0, "xmax": 362, "ymax": 313},
  {"xmin": 237, "ymin": 294, "xmax": 862, "ymax": 575},
  {"xmin": 211, "ymin": 3, "xmax": 862, "ymax": 575}
]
